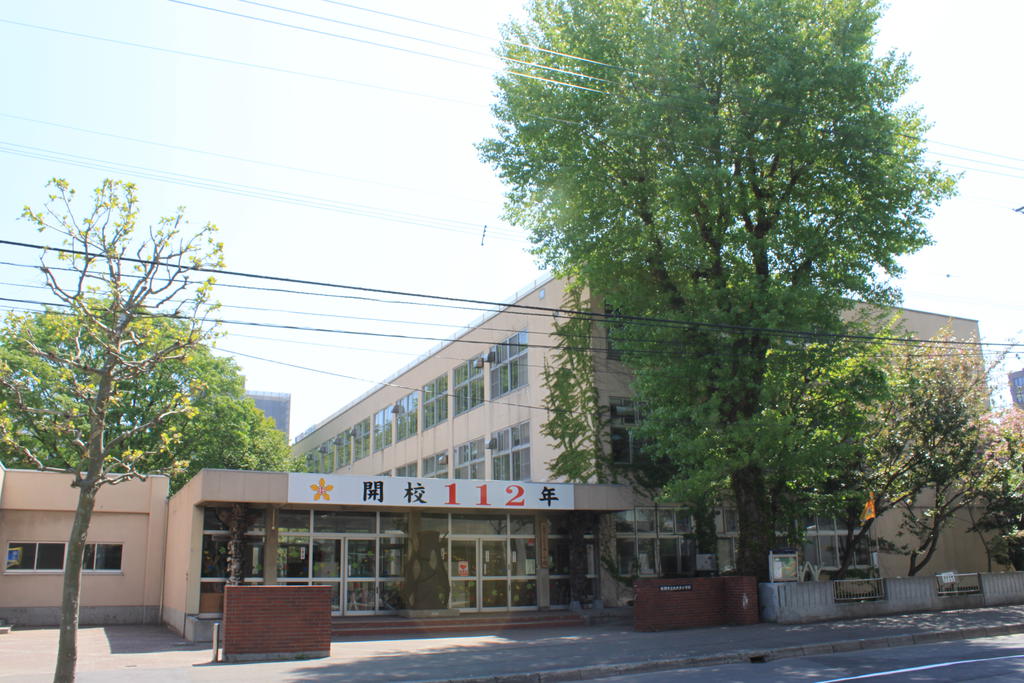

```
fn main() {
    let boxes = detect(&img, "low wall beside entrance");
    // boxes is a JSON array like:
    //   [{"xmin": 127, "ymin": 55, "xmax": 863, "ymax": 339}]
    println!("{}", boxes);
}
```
[
  {"xmin": 634, "ymin": 576, "xmax": 759, "ymax": 631},
  {"xmin": 222, "ymin": 585, "xmax": 331, "ymax": 662}
]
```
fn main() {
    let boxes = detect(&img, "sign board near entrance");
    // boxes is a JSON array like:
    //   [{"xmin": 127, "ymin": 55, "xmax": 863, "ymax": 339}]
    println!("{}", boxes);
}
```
[{"xmin": 288, "ymin": 473, "xmax": 574, "ymax": 510}]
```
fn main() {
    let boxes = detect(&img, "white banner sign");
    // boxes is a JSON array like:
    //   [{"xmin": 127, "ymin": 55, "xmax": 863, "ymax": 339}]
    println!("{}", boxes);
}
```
[{"xmin": 288, "ymin": 473, "xmax": 574, "ymax": 510}]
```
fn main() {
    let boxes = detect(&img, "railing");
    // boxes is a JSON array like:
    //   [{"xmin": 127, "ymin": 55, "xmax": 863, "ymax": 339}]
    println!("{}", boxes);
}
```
[
  {"xmin": 832, "ymin": 577, "xmax": 886, "ymax": 602},
  {"xmin": 935, "ymin": 571, "xmax": 982, "ymax": 596}
]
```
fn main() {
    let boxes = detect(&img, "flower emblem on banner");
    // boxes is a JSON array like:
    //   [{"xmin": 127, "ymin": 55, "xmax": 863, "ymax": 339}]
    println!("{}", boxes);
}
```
[{"xmin": 310, "ymin": 477, "xmax": 333, "ymax": 501}]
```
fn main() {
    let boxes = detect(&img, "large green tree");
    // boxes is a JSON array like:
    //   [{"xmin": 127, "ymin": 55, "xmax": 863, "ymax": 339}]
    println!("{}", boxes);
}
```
[
  {"xmin": 0, "ymin": 179, "xmax": 222, "ymax": 683},
  {"xmin": 481, "ymin": 0, "xmax": 954, "ymax": 579}
]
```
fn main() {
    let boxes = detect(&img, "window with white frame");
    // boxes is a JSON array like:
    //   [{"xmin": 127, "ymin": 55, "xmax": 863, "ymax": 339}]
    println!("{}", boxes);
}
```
[
  {"xmin": 453, "ymin": 360, "xmax": 484, "ymax": 416},
  {"xmin": 352, "ymin": 418, "xmax": 371, "ymax": 461},
  {"xmin": 490, "ymin": 331, "xmax": 527, "ymax": 398},
  {"xmin": 394, "ymin": 392, "xmax": 418, "ymax": 442},
  {"xmin": 453, "ymin": 438, "xmax": 485, "ymax": 479},
  {"xmin": 609, "ymin": 397, "xmax": 644, "ymax": 464},
  {"xmin": 5, "ymin": 542, "xmax": 65, "ymax": 571},
  {"xmin": 395, "ymin": 462, "xmax": 417, "ymax": 478},
  {"xmin": 84, "ymin": 543, "xmax": 123, "ymax": 571},
  {"xmin": 373, "ymin": 407, "xmax": 394, "ymax": 452},
  {"xmin": 421, "ymin": 451, "xmax": 448, "ymax": 478},
  {"xmin": 422, "ymin": 373, "xmax": 448, "ymax": 430},
  {"xmin": 5, "ymin": 542, "xmax": 124, "ymax": 572},
  {"xmin": 334, "ymin": 431, "xmax": 352, "ymax": 469},
  {"xmin": 490, "ymin": 421, "xmax": 531, "ymax": 481}
]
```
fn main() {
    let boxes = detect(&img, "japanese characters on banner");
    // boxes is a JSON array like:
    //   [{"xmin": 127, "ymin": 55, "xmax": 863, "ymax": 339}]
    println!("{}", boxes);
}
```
[{"xmin": 288, "ymin": 473, "xmax": 574, "ymax": 510}]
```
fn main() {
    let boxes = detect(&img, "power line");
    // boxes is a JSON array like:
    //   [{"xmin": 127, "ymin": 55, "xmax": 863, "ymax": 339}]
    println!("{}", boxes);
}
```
[
  {"xmin": 317, "ymin": 0, "xmax": 627, "ymax": 72},
  {"xmin": 1, "ymin": 239, "xmax": 1018, "ymax": 351},
  {"xmin": 0, "ymin": 112, "xmax": 494, "ymax": 207},
  {"xmin": 0, "ymin": 141, "xmax": 527, "ymax": 242},
  {"xmin": 234, "ymin": 0, "xmax": 611, "ymax": 84},
  {"xmin": 0, "ymin": 18, "xmax": 487, "ymax": 107},
  {"xmin": 167, "ymin": 0, "xmax": 606, "ymax": 93}
]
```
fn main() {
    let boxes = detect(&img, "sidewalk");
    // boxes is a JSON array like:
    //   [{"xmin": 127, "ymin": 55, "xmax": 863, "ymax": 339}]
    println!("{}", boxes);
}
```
[{"xmin": 3, "ymin": 605, "xmax": 1024, "ymax": 682}]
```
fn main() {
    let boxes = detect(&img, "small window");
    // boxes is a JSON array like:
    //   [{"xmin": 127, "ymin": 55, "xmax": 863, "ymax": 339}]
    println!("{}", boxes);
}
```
[
  {"xmin": 394, "ymin": 393, "xmax": 418, "ymax": 442},
  {"xmin": 423, "ymin": 373, "xmax": 449, "ymax": 429},
  {"xmin": 373, "ymin": 407, "xmax": 394, "ymax": 452},
  {"xmin": 490, "ymin": 331, "xmax": 528, "ymax": 398},
  {"xmin": 422, "ymin": 451, "xmax": 448, "ymax": 478},
  {"xmin": 395, "ymin": 462, "xmax": 417, "ymax": 478},
  {"xmin": 5, "ymin": 542, "xmax": 65, "ymax": 571},
  {"xmin": 491, "ymin": 421, "xmax": 531, "ymax": 481},
  {"xmin": 351, "ymin": 418, "xmax": 371, "ymax": 460},
  {"xmin": 84, "ymin": 543, "xmax": 123, "ymax": 571},
  {"xmin": 453, "ymin": 361, "xmax": 484, "ymax": 416},
  {"xmin": 454, "ymin": 438, "xmax": 485, "ymax": 479}
]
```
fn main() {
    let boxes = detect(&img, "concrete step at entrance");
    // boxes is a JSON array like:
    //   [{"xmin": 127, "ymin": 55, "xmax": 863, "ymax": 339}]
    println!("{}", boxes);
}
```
[{"xmin": 331, "ymin": 611, "xmax": 586, "ymax": 639}]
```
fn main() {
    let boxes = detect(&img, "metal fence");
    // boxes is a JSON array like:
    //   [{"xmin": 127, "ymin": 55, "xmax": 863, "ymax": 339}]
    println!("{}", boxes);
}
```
[
  {"xmin": 832, "ymin": 577, "xmax": 886, "ymax": 602},
  {"xmin": 935, "ymin": 572, "xmax": 982, "ymax": 596}
]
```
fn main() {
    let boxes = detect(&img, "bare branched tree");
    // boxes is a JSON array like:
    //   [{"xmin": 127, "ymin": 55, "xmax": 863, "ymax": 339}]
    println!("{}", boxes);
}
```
[{"xmin": 0, "ymin": 178, "xmax": 223, "ymax": 683}]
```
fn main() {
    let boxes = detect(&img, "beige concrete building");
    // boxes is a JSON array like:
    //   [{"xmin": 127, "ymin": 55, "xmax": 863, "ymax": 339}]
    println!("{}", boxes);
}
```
[
  {"xmin": 0, "ymin": 466, "xmax": 167, "ymax": 626},
  {"xmin": 0, "ymin": 276, "xmax": 1000, "ymax": 636}
]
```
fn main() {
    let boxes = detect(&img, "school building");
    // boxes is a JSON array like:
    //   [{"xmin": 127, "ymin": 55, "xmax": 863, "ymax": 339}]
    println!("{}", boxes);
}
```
[{"xmin": 0, "ymin": 276, "xmax": 999, "ymax": 637}]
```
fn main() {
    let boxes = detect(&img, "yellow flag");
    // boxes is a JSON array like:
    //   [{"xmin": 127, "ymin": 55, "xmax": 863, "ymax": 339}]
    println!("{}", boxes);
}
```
[{"xmin": 860, "ymin": 492, "xmax": 876, "ymax": 522}]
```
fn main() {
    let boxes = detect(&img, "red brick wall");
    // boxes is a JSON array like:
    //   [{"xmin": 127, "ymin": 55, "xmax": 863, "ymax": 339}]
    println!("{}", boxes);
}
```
[
  {"xmin": 222, "ymin": 585, "xmax": 331, "ymax": 659},
  {"xmin": 634, "ymin": 577, "xmax": 759, "ymax": 632}
]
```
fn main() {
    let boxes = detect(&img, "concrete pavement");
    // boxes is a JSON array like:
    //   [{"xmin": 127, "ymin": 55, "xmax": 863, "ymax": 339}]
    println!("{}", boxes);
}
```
[{"xmin": 3, "ymin": 605, "xmax": 1024, "ymax": 682}]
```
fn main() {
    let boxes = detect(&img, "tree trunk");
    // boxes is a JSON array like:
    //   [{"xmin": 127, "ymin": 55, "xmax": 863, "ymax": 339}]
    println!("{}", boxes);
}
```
[
  {"xmin": 53, "ymin": 481, "xmax": 98, "ymax": 683},
  {"xmin": 731, "ymin": 464, "xmax": 772, "ymax": 581}
]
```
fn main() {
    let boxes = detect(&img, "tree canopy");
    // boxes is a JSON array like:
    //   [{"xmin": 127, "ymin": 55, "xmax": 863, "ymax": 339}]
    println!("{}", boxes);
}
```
[
  {"xmin": 481, "ymin": 0, "xmax": 955, "ymax": 579},
  {"xmin": 1, "ymin": 319, "xmax": 294, "ymax": 492}
]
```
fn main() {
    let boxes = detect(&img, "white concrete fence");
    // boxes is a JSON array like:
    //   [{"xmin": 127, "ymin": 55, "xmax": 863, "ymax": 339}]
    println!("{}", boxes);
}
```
[{"xmin": 759, "ymin": 571, "xmax": 1024, "ymax": 624}]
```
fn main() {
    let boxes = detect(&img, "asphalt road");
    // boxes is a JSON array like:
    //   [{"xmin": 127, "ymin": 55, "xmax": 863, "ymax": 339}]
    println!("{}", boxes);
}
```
[{"xmin": 586, "ymin": 633, "xmax": 1024, "ymax": 682}]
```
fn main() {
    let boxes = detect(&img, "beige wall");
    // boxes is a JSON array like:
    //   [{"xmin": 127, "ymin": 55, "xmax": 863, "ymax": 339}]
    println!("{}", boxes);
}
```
[{"xmin": 0, "ymin": 469, "xmax": 168, "ymax": 623}]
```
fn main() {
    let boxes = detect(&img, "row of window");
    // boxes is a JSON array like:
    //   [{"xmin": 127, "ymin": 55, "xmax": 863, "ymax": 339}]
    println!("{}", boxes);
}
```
[
  {"xmin": 5, "ymin": 542, "xmax": 123, "ymax": 572},
  {"xmin": 375, "ymin": 421, "xmax": 532, "ymax": 481},
  {"xmin": 305, "ymin": 332, "xmax": 528, "ymax": 473}
]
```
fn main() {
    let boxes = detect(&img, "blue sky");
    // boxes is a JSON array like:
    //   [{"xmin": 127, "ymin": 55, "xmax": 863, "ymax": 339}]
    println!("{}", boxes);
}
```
[{"xmin": 1, "ymin": 1, "xmax": 1022, "ymax": 439}]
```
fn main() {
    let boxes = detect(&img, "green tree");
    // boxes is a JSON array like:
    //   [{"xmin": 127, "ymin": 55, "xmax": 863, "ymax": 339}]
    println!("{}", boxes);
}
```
[
  {"xmin": 0, "ymin": 179, "xmax": 222, "ymax": 683},
  {"xmin": 167, "ymin": 349, "xmax": 295, "ymax": 492},
  {"xmin": 971, "ymin": 408, "xmax": 1024, "ymax": 570},
  {"xmin": 481, "ymin": 0, "xmax": 953, "ymax": 579}
]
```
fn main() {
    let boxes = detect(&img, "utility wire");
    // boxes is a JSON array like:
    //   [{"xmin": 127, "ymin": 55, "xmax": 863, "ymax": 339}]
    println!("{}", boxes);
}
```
[
  {"xmin": 317, "ymin": 0, "xmax": 627, "ymax": 71},
  {"xmin": 167, "ymin": 0, "xmax": 606, "ymax": 93},
  {"xmin": 0, "ymin": 141, "xmax": 526, "ymax": 242},
  {"xmin": 0, "ymin": 112, "xmax": 494, "ymax": 206},
  {"xmin": 234, "ymin": 0, "xmax": 612, "ymax": 84},
  {"xmin": 1, "ymin": 240, "xmax": 1018, "ymax": 351}
]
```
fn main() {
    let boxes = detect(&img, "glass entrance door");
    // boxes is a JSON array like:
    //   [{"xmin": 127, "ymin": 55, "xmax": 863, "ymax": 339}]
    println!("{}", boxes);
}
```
[
  {"xmin": 344, "ymin": 537, "xmax": 377, "ymax": 614},
  {"xmin": 449, "ymin": 538, "xmax": 523, "ymax": 611}
]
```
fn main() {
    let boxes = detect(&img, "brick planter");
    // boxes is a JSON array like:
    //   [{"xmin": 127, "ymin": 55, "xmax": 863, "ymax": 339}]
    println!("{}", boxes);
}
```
[
  {"xmin": 222, "ymin": 585, "xmax": 331, "ymax": 662},
  {"xmin": 634, "ymin": 576, "xmax": 759, "ymax": 631}
]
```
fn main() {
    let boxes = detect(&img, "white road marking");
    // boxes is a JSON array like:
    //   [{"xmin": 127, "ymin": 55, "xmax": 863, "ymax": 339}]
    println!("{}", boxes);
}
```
[{"xmin": 814, "ymin": 652, "xmax": 1024, "ymax": 682}]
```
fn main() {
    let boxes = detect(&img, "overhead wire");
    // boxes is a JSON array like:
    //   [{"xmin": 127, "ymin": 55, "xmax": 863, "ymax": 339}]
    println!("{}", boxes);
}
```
[
  {"xmin": 0, "ymin": 141, "xmax": 526, "ymax": 243},
  {"xmin": 166, "ymin": 0, "xmax": 607, "ymax": 93},
  {"xmin": 1, "ymin": 240, "xmax": 1019, "ymax": 352}
]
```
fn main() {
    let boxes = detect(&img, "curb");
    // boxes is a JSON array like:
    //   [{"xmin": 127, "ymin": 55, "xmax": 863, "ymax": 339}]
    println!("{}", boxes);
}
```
[{"xmin": 421, "ymin": 622, "xmax": 1024, "ymax": 683}]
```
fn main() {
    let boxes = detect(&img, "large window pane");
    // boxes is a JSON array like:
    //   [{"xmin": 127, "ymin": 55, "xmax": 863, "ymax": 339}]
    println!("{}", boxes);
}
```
[
  {"xmin": 314, "ymin": 510, "xmax": 376, "ymax": 534},
  {"xmin": 509, "ymin": 538, "xmax": 536, "ymax": 575},
  {"xmin": 347, "ymin": 540, "xmax": 376, "ymax": 578},
  {"xmin": 313, "ymin": 539, "xmax": 341, "ymax": 577},
  {"xmin": 277, "ymin": 535, "xmax": 310, "ymax": 578},
  {"xmin": 380, "ymin": 538, "xmax": 406, "ymax": 578},
  {"xmin": 278, "ymin": 509, "xmax": 310, "ymax": 533},
  {"xmin": 452, "ymin": 513, "xmax": 506, "ymax": 535}
]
